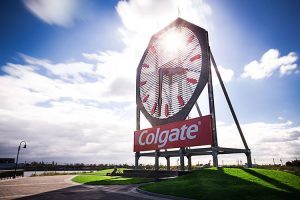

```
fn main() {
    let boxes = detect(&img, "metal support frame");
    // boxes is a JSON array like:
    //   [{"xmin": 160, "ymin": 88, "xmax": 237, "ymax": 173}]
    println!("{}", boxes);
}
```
[
  {"xmin": 210, "ymin": 52, "xmax": 249, "ymax": 150},
  {"xmin": 134, "ymin": 49, "xmax": 252, "ymax": 170},
  {"xmin": 135, "ymin": 152, "xmax": 139, "ymax": 168},
  {"xmin": 195, "ymin": 101, "xmax": 202, "ymax": 117},
  {"xmin": 155, "ymin": 150, "xmax": 160, "ymax": 171},
  {"xmin": 210, "ymin": 50, "xmax": 252, "ymax": 168},
  {"xmin": 187, "ymin": 155, "xmax": 192, "ymax": 171},
  {"xmin": 135, "ymin": 107, "xmax": 140, "ymax": 169},
  {"xmin": 139, "ymin": 147, "xmax": 249, "ymax": 157},
  {"xmin": 179, "ymin": 147, "xmax": 185, "ymax": 171},
  {"xmin": 207, "ymin": 48, "xmax": 218, "ymax": 167},
  {"xmin": 166, "ymin": 156, "xmax": 170, "ymax": 170}
]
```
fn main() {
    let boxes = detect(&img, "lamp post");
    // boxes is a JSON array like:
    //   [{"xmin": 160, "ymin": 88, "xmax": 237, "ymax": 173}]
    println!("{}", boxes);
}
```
[{"xmin": 14, "ymin": 141, "xmax": 26, "ymax": 179}]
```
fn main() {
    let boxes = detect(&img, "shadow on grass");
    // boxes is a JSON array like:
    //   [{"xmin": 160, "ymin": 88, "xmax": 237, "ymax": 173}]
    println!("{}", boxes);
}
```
[
  {"xmin": 241, "ymin": 168, "xmax": 298, "ymax": 192},
  {"xmin": 141, "ymin": 168, "xmax": 300, "ymax": 200}
]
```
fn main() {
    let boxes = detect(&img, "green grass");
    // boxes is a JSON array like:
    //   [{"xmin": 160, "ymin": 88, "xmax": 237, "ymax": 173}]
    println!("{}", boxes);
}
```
[
  {"xmin": 141, "ymin": 168, "xmax": 300, "ymax": 200},
  {"xmin": 72, "ymin": 168, "xmax": 151, "ymax": 185},
  {"xmin": 79, "ymin": 168, "xmax": 126, "ymax": 176}
]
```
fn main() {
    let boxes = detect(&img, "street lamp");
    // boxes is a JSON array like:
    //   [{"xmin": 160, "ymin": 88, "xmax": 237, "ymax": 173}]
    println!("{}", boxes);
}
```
[{"xmin": 14, "ymin": 141, "xmax": 26, "ymax": 179}]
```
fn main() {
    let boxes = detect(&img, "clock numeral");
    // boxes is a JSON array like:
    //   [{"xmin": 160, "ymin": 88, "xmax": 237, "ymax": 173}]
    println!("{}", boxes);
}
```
[
  {"xmin": 151, "ymin": 102, "xmax": 157, "ymax": 115},
  {"xmin": 190, "ymin": 54, "xmax": 201, "ymax": 62},
  {"xmin": 149, "ymin": 46, "xmax": 156, "ymax": 53},
  {"xmin": 140, "ymin": 81, "xmax": 147, "ymax": 87},
  {"xmin": 142, "ymin": 63, "xmax": 149, "ymax": 68},
  {"xmin": 187, "ymin": 78, "xmax": 198, "ymax": 84},
  {"xmin": 165, "ymin": 104, "xmax": 169, "ymax": 117},
  {"xmin": 187, "ymin": 35, "xmax": 195, "ymax": 44},
  {"xmin": 142, "ymin": 94, "xmax": 149, "ymax": 103},
  {"xmin": 177, "ymin": 95, "xmax": 184, "ymax": 106}
]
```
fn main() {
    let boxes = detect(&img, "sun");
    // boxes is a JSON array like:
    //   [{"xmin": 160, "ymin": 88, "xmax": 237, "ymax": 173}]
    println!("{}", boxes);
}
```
[{"xmin": 160, "ymin": 28, "xmax": 185, "ymax": 57}]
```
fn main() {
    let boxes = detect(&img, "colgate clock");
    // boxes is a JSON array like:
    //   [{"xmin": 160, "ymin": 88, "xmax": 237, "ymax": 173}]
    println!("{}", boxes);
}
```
[
  {"xmin": 136, "ymin": 18, "xmax": 210, "ymax": 126},
  {"xmin": 134, "ymin": 17, "xmax": 253, "ymax": 169}
]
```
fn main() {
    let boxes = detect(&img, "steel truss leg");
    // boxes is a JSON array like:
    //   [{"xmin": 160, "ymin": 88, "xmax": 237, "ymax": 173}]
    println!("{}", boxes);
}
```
[
  {"xmin": 135, "ymin": 106, "xmax": 141, "ymax": 169},
  {"xmin": 207, "ymin": 48, "xmax": 218, "ymax": 167},
  {"xmin": 135, "ymin": 152, "xmax": 140, "ymax": 169},
  {"xmin": 246, "ymin": 151, "xmax": 253, "ymax": 168},
  {"xmin": 180, "ymin": 147, "xmax": 185, "ymax": 171},
  {"xmin": 212, "ymin": 147, "xmax": 218, "ymax": 167},
  {"xmin": 187, "ymin": 155, "xmax": 192, "ymax": 171},
  {"xmin": 155, "ymin": 150, "xmax": 160, "ymax": 171},
  {"xmin": 210, "ymin": 49, "xmax": 252, "ymax": 168},
  {"xmin": 195, "ymin": 101, "xmax": 202, "ymax": 117},
  {"xmin": 166, "ymin": 156, "xmax": 170, "ymax": 170}
]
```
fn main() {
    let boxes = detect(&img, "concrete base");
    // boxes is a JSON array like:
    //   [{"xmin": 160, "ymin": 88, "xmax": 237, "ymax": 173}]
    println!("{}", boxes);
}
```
[{"xmin": 123, "ymin": 169, "xmax": 191, "ymax": 178}]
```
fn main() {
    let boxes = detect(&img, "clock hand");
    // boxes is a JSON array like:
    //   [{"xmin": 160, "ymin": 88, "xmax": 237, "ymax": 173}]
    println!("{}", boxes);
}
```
[
  {"xmin": 162, "ymin": 84, "xmax": 172, "ymax": 117},
  {"xmin": 157, "ymin": 69, "xmax": 164, "ymax": 117},
  {"xmin": 183, "ymin": 68, "xmax": 201, "ymax": 73},
  {"xmin": 159, "ymin": 57, "xmax": 179, "ymax": 69}
]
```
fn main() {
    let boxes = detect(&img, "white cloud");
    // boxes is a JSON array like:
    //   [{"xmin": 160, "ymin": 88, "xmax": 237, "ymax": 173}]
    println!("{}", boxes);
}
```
[
  {"xmin": 116, "ymin": 0, "xmax": 213, "ymax": 34},
  {"xmin": 280, "ymin": 64, "xmax": 297, "ymax": 76},
  {"xmin": 241, "ymin": 49, "xmax": 298, "ymax": 79},
  {"xmin": 0, "ymin": 54, "xmax": 136, "ymax": 163},
  {"xmin": 212, "ymin": 65, "xmax": 234, "ymax": 86},
  {"xmin": 217, "ymin": 66, "xmax": 234, "ymax": 83},
  {"xmin": 20, "ymin": 54, "xmax": 102, "ymax": 83},
  {"xmin": 217, "ymin": 120, "xmax": 300, "ymax": 164},
  {"xmin": 82, "ymin": 52, "xmax": 104, "ymax": 62},
  {"xmin": 277, "ymin": 116, "xmax": 284, "ymax": 121},
  {"xmin": 23, "ymin": 0, "xmax": 86, "ymax": 27}
]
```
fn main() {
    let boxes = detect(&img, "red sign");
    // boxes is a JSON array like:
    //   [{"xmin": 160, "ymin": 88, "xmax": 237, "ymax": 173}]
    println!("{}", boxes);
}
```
[{"xmin": 134, "ymin": 115, "xmax": 212, "ymax": 152}]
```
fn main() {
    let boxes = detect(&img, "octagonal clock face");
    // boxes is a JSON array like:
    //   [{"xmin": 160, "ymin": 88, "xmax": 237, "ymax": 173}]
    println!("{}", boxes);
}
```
[{"xmin": 136, "ymin": 18, "xmax": 209, "ymax": 126}]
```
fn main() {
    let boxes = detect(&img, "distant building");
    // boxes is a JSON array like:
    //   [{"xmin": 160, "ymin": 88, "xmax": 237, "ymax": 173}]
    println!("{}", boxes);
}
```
[
  {"xmin": 0, "ymin": 158, "xmax": 15, "ymax": 170},
  {"xmin": 0, "ymin": 158, "xmax": 14, "ymax": 163}
]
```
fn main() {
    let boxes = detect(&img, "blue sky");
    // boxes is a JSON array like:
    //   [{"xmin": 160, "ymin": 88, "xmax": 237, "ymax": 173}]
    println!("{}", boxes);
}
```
[
  {"xmin": 0, "ymin": 0, "xmax": 122, "ymax": 67},
  {"xmin": 0, "ymin": 0, "xmax": 299, "ymax": 165}
]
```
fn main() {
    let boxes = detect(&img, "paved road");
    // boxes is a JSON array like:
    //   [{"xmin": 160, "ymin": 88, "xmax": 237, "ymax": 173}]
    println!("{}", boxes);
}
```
[{"xmin": 0, "ymin": 175, "xmax": 174, "ymax": 200}]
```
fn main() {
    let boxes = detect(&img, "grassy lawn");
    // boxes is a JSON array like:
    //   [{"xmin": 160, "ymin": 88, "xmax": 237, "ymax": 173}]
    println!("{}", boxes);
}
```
[
  {"xmin": 141, "ymin": 168, "xmax": 300, "ymax": 200},
  {"xmin": 72, "ymin": 168, "xmax": 151, "ymax": 185}
]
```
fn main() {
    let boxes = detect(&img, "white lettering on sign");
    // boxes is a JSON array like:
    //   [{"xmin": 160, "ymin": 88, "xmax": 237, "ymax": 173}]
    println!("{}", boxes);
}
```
[
  {"xmin": 138, "ymin": 122, "xmax": 200, "ymax": 148},
  {"xmin": 187, "ymin": 124, "xmax": 198, "ymax": 139},
  {"xmin": 146, "ymin": 133, "xmax": 155, "ymax": 144},
  {"xmin": 138, "ymin": 130, "xmax": 147, "ymax": 145}
]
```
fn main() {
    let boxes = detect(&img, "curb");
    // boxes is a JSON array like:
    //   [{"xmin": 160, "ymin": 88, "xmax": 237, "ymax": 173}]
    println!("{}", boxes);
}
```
[
  {"xmin": 136, "ymin": 186, "xmax": 194, "ymax": 200},
  {"xmin": 64, "ymin": 175, "xmax": 81, "ymax": 185},
  {"xmin": 0, "ymin": 176, "xmax": 28, "ymax": 182}
]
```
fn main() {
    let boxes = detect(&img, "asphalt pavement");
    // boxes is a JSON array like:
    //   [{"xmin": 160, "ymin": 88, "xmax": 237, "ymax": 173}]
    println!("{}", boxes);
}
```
[{"xmin": 0, "ymin": 175, "xmax": 175, "ymax": 200}]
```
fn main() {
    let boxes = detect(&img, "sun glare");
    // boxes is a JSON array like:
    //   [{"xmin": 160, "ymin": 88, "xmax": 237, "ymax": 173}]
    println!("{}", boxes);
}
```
[{"xmin": 161, "ymin": 29, "xmax": 185, "ymax": 57}]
